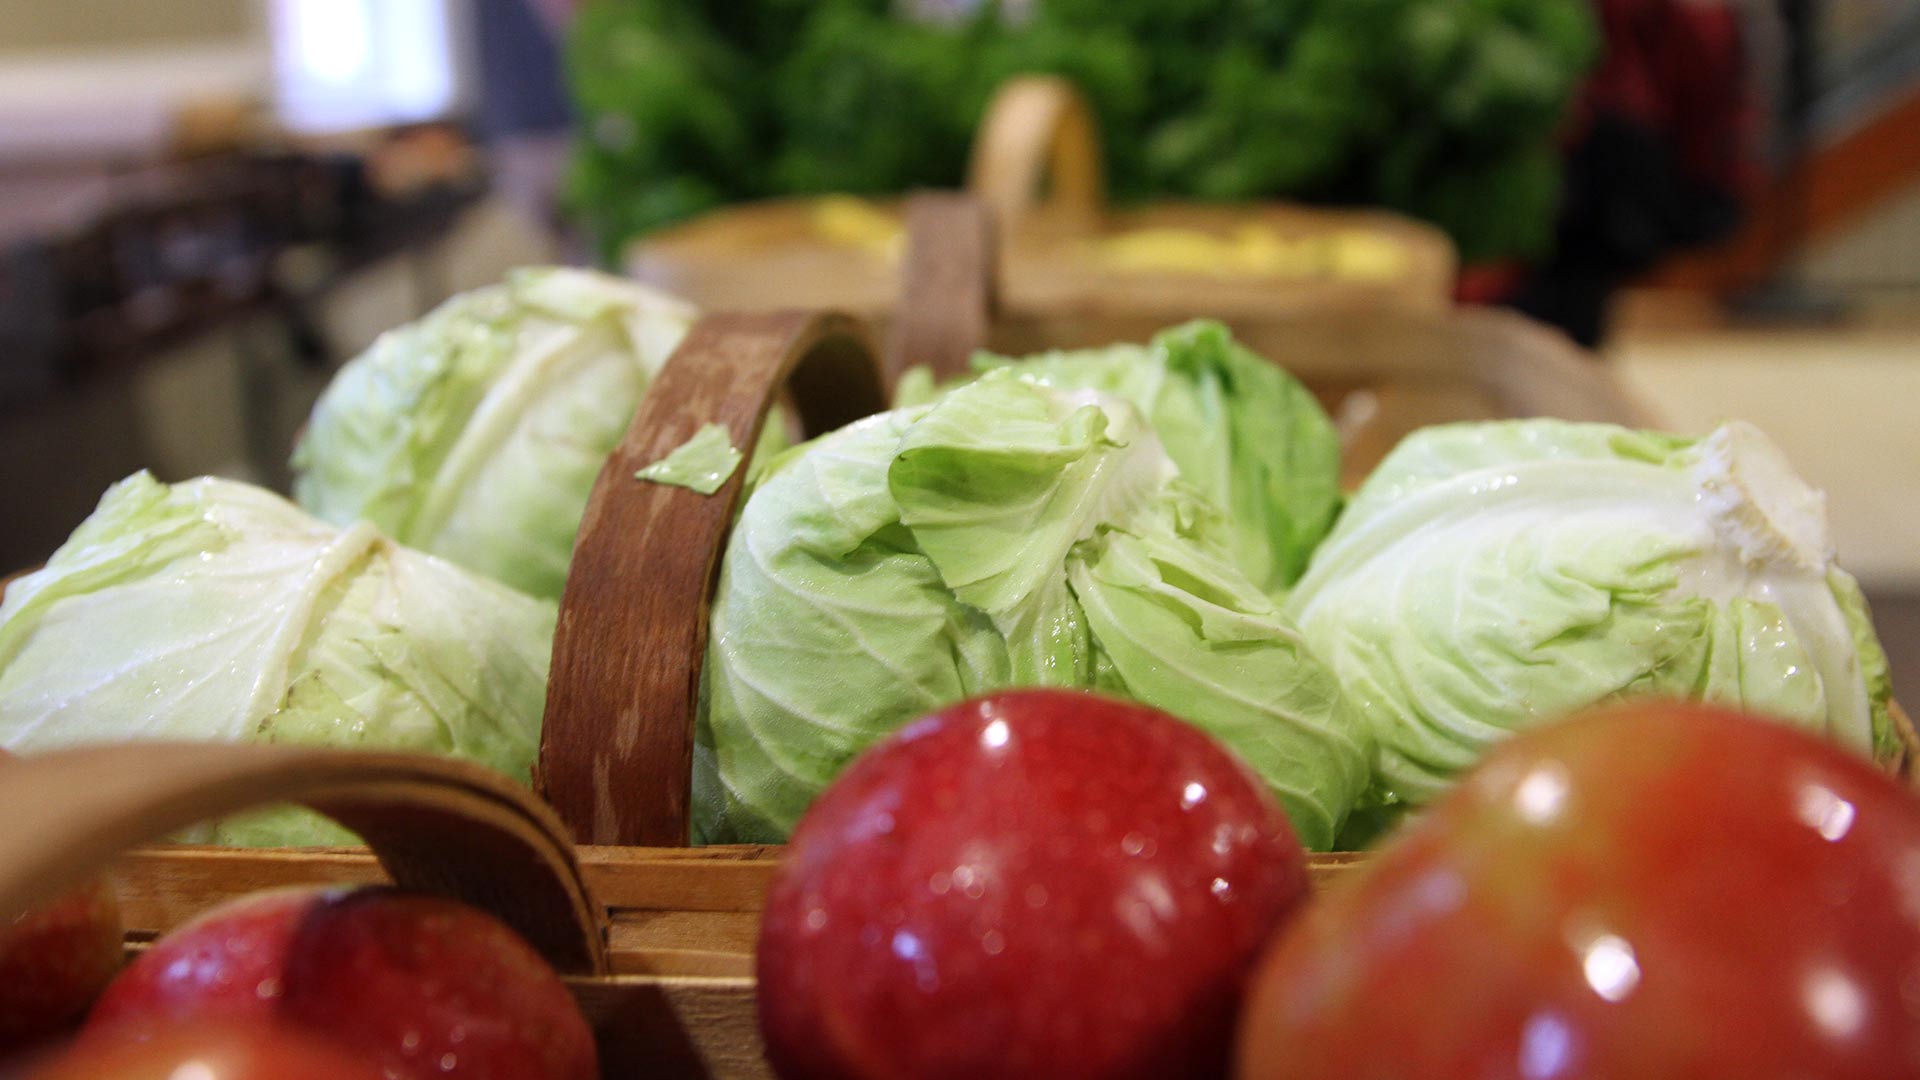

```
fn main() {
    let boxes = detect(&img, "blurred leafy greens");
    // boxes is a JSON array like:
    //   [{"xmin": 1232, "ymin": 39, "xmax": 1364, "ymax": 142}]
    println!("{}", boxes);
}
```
[{"xmin": 564, "ymin": 0, "xmax": 1596, "ymax": 263}]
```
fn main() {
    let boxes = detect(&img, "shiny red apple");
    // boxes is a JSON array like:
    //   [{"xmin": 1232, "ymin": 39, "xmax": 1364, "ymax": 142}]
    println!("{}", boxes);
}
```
[
  {"xmin": 25, "ymin": 1023, "xmax": 395, "ymax": 1080},
  {"xmin": 1238, "ymin": 701, "xmax": 1920, "ymax": 1079},
  {"xmin": 0, "ymin": 749, "xmax": 123, "ymax": 1053},
  {"xmin": 758, "ymin": 689, "xmax": 1311, "ymax": 1080},
  {"xmin": 85, "ymin": 887, "xmax": 596, "ymax": 1080}
]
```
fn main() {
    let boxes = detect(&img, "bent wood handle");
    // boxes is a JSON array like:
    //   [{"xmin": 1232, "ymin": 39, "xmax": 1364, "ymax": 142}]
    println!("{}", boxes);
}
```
[
  {"xmin": 884, "ymin": 191, "xmax": 999, "ymax": 384},
  {"xmin": 967, "ymin": 75, "xmax": 1104, "ymax": 222},
  {"xmin": 0, "ymin": 743, "xmax": 610, "ymax": 974},
  {"xmin": 539, "ymin": 311, "xmax": 888, "ymax": 847},
  {"xmin": 1454, "ymin": 307, "xmax": 1655, "ymax": 429}
]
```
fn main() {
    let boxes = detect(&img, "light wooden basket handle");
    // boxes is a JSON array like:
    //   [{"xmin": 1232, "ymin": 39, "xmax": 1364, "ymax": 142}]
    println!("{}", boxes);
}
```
[
  {"xmin": 966, "ymin": 75, "xmax": 1105, "ymax": 223},
  {"xmin": 884, "ymin": 192, "xmax": 1000, "ymax": 384},
  {"xmin": 539, "ymin": 311, "xmax": 889, "ymax": 847},
  {"xmin": 0, "ymin": 744, "xmax": 609, "ymax": 974},
  {"xmin": 1455, "ymin": 308, "xmax": 1655, "ymax": 428}
]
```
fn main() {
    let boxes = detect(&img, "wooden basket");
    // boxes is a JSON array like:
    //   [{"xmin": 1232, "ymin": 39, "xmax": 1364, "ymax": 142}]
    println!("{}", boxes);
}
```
[
  {"xmin": 625, "ymin": 76, "xmax": 1458, "ymax": 328},
  {"xmin": 2, "ymin": 200, "xmax": 1902, "ymax": 1080}
]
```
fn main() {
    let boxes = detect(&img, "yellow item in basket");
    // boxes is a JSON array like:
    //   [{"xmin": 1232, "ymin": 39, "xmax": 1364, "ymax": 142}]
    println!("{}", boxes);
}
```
[
  {"xmin": 1097, "ymin": 225, "xmax": 1408, "ymax": 282},
  {"xmin": 810, "ymin": 196, "xmax": 904, "ymax": 259}
]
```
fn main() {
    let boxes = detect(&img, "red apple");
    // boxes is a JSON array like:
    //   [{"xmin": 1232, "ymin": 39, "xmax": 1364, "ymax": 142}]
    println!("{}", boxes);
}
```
[
  {"xmin": 86, "ymin": 887, "xmax": 313, "ymax": 1033},
  {"xmin": 1238, "ymin": 701, "xmax": 1920, "ymax": 1079},
  {"xmin": 25, "ymin": 1023, "xmax": 394, "ymax": 1080},
  {"xmin": 758, "ymin": 689, "xmax": 1311, "ymax": 1080},
  {"xmin": 85, "ymin": 887, "xmax": 596, "ymax": 1080},
  {"xmin": 0, "ymin": 749, "xmax": 123, "ymax": 1052}
]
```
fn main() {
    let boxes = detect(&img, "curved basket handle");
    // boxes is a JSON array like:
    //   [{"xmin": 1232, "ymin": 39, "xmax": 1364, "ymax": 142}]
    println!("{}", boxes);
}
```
[
  {"xmin": 884, "ymin": 192, "xmax": 999, "ymax": 384},
  {"xmin": 967, "ymin": 75, "xmax": 1105, "ymax": 222},
  {"xmin": 0, "ymin": 744, "xmax": 609, "ymax": 974},
  {"xmin": 539, "ymin": 311, "xmax": 888, "ymax": 847},
  {"xmin": 1454, "ymin": 308, "xmax": 1655, "ymax": 428},
  {"xmin": 1893, "ymin": 701, "xmax": 1920, "ymax": 784}
]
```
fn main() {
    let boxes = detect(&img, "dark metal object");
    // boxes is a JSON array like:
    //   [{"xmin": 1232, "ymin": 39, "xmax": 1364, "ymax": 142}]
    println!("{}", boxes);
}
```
[{"xmin": 0, "ymin": 149, "xmax": 482, "ymax": 414}]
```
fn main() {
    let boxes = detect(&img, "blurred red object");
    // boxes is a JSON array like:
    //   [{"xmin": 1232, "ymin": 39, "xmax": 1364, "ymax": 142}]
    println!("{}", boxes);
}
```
[
  {"xmin": 527, "ymin": 0, "xmax": 579, "ymax": 33},
  {"xmin": 1494, "ymin": 0, "xmax": 1764, "ymax": 342},
  {"xmin": 1571, "ymin": 0, "xmax": 1764, "ymax": 203}
]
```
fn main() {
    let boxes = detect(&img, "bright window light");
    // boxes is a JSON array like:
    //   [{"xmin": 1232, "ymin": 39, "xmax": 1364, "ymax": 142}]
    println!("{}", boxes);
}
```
[{"xmin": 270, "ymin": 0, "xmax": 460, "ymax": 134}]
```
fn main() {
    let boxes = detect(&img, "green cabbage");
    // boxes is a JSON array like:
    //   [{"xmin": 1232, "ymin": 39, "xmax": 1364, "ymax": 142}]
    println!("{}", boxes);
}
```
[
  {"xmin": 698, "ymin": 370, "xmax": 1368, "ymax": 849},
  {"xmin": 0, "ymin": 473, "xmax": 557, "ymax": 846},
  {"xmin": 292, "ymin": 268, "xmax": 698, "ymax": 600},
  {"xmin": 908, "ymin": 320, "xmax": 1342, "ymax": 594},
  {"xmin": 1286, "ymin": 419, "xmax": 1896, "ymax": 808}
]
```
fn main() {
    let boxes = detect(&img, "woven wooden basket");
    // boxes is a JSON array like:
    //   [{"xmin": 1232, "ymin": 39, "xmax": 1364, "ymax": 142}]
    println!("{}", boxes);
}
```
[
  {"xmin": 2, "ymin": 194, "xmax": 1905, "ymax": 1079},
  {"xmin": 626, "ymin": 76, "xmax": 1458, "ymax": 326}
]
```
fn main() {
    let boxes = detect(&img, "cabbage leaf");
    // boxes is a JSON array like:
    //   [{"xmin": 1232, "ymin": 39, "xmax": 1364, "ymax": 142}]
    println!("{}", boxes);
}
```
[{"xmin": 0, "ymin": 473, "xmax": 557, "ymax": 846}]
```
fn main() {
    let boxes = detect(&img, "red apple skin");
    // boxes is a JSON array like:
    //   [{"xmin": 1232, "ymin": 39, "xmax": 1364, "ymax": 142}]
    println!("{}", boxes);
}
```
[
  {"xmin": 0, "ymin": 877, "xmax": 123, "ymax": 1052},
  {"xmin": 84, "ymin": 888, "xmax": 596, "ymax": 1080},
  {"xmin": 1238, "ymin": 701, "xmax": 1920, "ymax": 1079},
  {"xmin": 277, "ymin": 890, "xmax": 598, "ymax": 1080},
  {"xmin": 0, "ymin": 747, "xmax": 124, "ymax": 1053},
  {"xmin": 25, "ymin": 1023, "xmax": 396, "ymax": 1080},
  {"xmin": 759, "ymin": 689, "xmax": 1311, "ymax": 1080},
  {"xmin": 85, "ymin": 887, "xmax": 317, "ymax": 1034}
]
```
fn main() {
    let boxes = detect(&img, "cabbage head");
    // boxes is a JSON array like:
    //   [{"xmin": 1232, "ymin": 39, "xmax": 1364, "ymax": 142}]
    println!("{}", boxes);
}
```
[
  {"xmin": 292, "ymin": 268, "xmax": 698, "ymax": 600},
  {"xmin": 1286, "ymin": 419, "xmax": 1896, "ymax": 809},
  {"xmin": 0, "ymin": 472, "xmax": 557, "ymax": 846},
  {"xmin": 906, "ymin": 320, "xmax": 1341, "ymax": 594},
  {"xmin": 698, "ymin": 369, "xmax": 1368, "ymax": 849}
]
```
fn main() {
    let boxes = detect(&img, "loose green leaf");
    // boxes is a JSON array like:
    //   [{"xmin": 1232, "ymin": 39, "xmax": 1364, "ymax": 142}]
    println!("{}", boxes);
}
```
[{"xmin": 636, "ymin": 422, "xmax": 745, "ymax": 494}]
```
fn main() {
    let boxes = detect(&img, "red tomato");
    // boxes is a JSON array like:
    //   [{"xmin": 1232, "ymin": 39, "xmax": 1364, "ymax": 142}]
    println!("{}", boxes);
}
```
[{"xmin": 1239, "ymin": 701, "xmax": 1920, "ymax": 1079}]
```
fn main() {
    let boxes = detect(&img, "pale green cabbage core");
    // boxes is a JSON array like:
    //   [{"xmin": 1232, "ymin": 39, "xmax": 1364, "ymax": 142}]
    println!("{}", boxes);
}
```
[
  {"xmin": 1286, "ymin": 419, "xmax": 1895, "ymax": 809},
  {"xmin": 292, "ymin": 268, "xmax": 699, "ymax": 600},
  {"xmin": 0, "ymin": 473, "xmax": 557, "ymax": 846},
  {"xmin": 697, "ymin": 371, "xmax": 1368, "ymax": 850}
]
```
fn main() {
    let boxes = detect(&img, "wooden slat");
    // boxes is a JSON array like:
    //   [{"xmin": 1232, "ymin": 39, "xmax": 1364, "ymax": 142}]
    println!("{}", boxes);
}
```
[
  {"xmin": 609, "ymin": 910, "xmax": 760, "ymax": 959},
  {"xmin": 572, "ymin": 977, "xmax": 765, "ymax": 1080},
  {"xmin": 112, "ymin": 846, "xmax": 1364, "ymax": 929}
]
